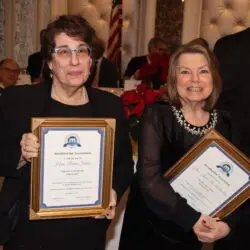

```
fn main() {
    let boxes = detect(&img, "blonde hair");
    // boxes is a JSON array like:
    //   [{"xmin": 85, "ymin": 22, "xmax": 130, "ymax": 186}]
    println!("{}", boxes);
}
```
[{"xmin": 167, "ymin": 44, "xmax": 221, "ymax": 111}]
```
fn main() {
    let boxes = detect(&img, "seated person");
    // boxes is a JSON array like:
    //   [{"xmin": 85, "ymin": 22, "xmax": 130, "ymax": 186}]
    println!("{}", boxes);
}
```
[
  {"xmin": 0, "ymin": 58, "xmax": 20, "ymax": 92},
  {"xmin": 87, "ymin": 38, "xmax": 119, "ymax": 88},
  {"xmin": 27, "ymin": 29, "xmax": 45, "ymax": 83},
  {"xmin": 27, "ymin": 51, "xmax": 42, "ymax": 83},
  {"xmin": 124, "ymin": 37, "xmax": 169, "ymax": 89}
]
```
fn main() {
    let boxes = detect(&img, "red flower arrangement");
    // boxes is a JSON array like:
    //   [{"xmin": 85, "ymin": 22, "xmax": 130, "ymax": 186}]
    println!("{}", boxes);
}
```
[
  {"xmin": 134, "ymin": 53, "xmax": 170, "ymax": 87},
  {"xmin": 121, "ymin": 81, "xmax": 164, "ymax": 141},
  {"xmin": 121, "ymin": 54, "xmax": 169, "ymax": 141}
]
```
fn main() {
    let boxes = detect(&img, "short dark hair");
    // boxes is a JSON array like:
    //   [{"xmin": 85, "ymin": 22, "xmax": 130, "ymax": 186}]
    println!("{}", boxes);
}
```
[
  {"xmin": 148, "ymin": 37, "xmax": 167, "ymax": 52},
  {"xmin": 41, "ymin": 15, "xmax": 99, "ymax": 62},
  {"xmin": 40, "ymin": 15, "xmax": 99, "ymax": 82},
  {"xmin": 167, "ymin": 44, "xmax": 222, "ymax": 111},
  {"xmin": 0, "ymin": 59, "xmax": 8, "ymax": 67}
]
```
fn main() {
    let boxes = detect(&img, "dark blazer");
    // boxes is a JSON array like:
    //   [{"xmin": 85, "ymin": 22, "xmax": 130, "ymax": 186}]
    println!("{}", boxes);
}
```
[
  {"xmin": 213, "ymin": 28, "xmax": 250, "ymax": 250},
  {"xmin": 87, "ymin": 57, "xmax": 119, "ymax": 88},
  {"xmin": 213, "ymin": 28, "xmax": 250, "ymax": 156},
  {"xmin": 0, "ymin": 83, "xmax": 134, "ymax": 246},
  {"xmin": 124, "ymin": 56, "xmax": 147, "ymax": 78},
  {"xmin": 214, "ymin": 89, "xmax": 250, "ymax": 250},
  {"xmin": 231, "ymin": 83, "xmax": 250, "ymax": 157},
  {"xmin": 213, "ymin": 28, "xmax": 250, "ymax": 112}
]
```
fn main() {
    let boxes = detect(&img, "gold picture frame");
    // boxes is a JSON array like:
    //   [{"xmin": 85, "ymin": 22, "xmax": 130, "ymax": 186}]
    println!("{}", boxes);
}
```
[
  {"xmin": 30, "ymin": 118, "xmax": 115, "ymax": 220},
  {"xmin": 165, "ymin": 129, "xmax": 250, "ymax": 218}
]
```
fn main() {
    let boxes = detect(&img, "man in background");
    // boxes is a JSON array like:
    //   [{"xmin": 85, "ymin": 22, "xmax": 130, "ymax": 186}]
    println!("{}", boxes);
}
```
[
  {"xmin": 213, "ymin": 28, "xmax": 250, "ymax": 112},
  {"xmin": 124, "ymin": 37, "xmax": 169, "ymax": 89},
  {"xmin": 87, "ymin": 38, "xmax": 119, "ymax": 88},
  {"xmin": 124, "ymin": 37, "xmax": 168, "ymax": 78},
  {"xmin": 213, "ymin": 28, "xmax": 250, "ymax": 155},
  {"xmin": 27, "ymin": 29, "xmax": 45, "ymax": 83},
  {"xmin": 0, "ymin": 58, "xmax": 20, "ymax": 93},
  {"xmin": 27, "ymin": 51, "xmax": 42, "ymax": 83},
  {"xmin": 213, "ymin": 27, "xmax": 250, "ymax": 250}
]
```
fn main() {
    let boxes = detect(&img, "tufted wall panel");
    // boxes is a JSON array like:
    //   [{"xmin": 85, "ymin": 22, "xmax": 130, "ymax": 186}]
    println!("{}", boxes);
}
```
[
  {"xmin": 183, "ymin": 0, "xmax": 250, "ymax": 49},
  {"xmin": 201, "ymin": 0, "xmax": 250, "ymax": 49},
  {"xmin": 67, "ymin": 0, "xmax": 140, "ymax": 74}
]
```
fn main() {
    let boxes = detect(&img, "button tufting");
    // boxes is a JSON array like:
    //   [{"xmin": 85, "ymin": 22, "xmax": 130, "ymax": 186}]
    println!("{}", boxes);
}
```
[
  {"xmin": 210, "ymin": 17, "xmax": 218, "ymax": 26},
  {"xmin": 200, "ymin": 0, "xmax": 250, "ymax": 49},
  {"xmin": 224, "ymin": 1, "xmax": 233, "ymax": 10}
]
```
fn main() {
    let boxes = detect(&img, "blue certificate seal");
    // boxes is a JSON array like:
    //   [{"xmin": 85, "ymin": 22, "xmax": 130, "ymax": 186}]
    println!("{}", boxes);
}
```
[
  {"xmin": 216, "ymin": 162, "xmax": 233, "ymax": 177},
  {"xmin": 63, "ymin": 134, "xmax": 81, "ymax": 148}
]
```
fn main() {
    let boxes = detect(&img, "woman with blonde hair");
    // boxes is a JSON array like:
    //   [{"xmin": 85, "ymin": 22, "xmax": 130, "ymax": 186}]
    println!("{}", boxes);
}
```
[{"xmin": 119, "ymin": 44, "xmax": 237, "ymax": 250}]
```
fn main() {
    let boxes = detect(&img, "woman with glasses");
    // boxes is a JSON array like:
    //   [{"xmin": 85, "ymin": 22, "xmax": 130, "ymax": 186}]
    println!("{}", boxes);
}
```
[
  {"xmin": 0, "ymin": 15, "xmax": 133, "ymax": 250},
  {"xmin": 119, "ymin": 44, "xmax": 238, "ymax": 250}
]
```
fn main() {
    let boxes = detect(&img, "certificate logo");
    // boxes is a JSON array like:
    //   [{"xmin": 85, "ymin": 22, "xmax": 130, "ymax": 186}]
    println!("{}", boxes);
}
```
[
  {"xmin": 216, "ymin": 162, "xmax": 233, "ymax": 177},
  {"xmin": 63, "ymin": 134, "xmax": 81, "ymax": 148}
]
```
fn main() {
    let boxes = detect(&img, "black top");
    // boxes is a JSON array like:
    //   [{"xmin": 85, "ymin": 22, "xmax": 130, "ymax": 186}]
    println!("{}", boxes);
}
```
[
  {"xmin": 124, "ymin": 56, "xmax": 147, "ymax": 78},
  {"xmin": 45, "ymin": 97, "xmax": 92, "ymax": 117},
  {"xmin": 4, "ymin": 100, "xmax": 106, "ymax": 250},
  {"xmin": 119, "ymin": 102, "xmax": 233, "ymax": 249},
  {"xmin": 0, "ymin": 83, "xmax": 133, "ymax": 198},
  {"xmin": 0, "ymin": 83, "xmax": 134, "ymax": 250},
  {"xmin": 138, "ymin": 103, "xmax": 231, "ymax": 232}
]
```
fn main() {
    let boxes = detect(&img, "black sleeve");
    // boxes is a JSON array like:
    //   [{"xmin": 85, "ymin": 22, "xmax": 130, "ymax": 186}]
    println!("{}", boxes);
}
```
[
  {"xmin": 0, "ymin": 166, "xmax": 30, "ymax": 245},
  {"xmin": 0, "ymin": 88, "xmax": 31, "ymax": 244},
  {"xmin": 231, "ymin": 85, "xmax": 250, "ymax": 157},
  {"xmin": 213, "ymin": 38, "xmax": 226, "ymax": 61},
  {"xmin": 137, "ymin": 105, "xmax": 200, "ymax": 231},
  {"xmin": 112, "ymin": 99, "xmax": 134, "ymax": 202},
  {"xmin": 213, "ymin": 39, "xmax": 221, "ymax": 55},
  {"xmin": 221, "ymin": 207, "xmax": 241, "ymax": 239},
  {"xmin": 124, "ymin": 58, "xmax": 137, "ymax": 78},
  {"xmin": 0, "ymin": 89, "xmax": 25, "ymax": 177}
]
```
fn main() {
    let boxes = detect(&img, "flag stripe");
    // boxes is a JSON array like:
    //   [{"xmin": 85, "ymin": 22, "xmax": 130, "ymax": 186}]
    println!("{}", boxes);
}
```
[
  {"xmin": 107, "ymin": 0, "xmax": 122, "ymax": 77},
  {"xmin": 108, "ymin": 40, "xmax": 120, "ymax": 60},
  {"xmin": 108, "ymin": 26, "xmax": 120, "ymax": 47},
  {"xmin": 109, "ymin": 7, "xmax": 121, "ymax": 26}
]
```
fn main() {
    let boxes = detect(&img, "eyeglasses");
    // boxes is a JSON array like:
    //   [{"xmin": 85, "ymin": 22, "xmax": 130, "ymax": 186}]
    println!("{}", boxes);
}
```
[
  {"xmin": 0, "ymin": 67, "xmax": 20, "ymax": 74},
  {"xmin": 53, "ymin": 45, "xmax": 92, "ymax": 59}
]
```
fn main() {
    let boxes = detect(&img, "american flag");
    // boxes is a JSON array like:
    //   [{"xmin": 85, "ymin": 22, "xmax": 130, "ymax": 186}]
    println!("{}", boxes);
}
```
[{"xmin": 107, "ymin": 0, "xmax": 123, "ymax": 77}]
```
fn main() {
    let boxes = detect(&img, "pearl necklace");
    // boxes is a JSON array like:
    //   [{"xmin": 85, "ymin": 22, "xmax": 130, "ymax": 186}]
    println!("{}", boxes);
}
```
[{"xmin": 171, "ymin": 105, "xmax": 218, "ymax": 136}]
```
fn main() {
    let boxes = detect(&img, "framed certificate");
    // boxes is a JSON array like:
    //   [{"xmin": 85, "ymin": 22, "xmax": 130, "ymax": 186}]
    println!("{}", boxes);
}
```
[
  {"xmin": 29, "ymin": 118, "xmax": 115, "ymax": 220},
  {"xmin": 164, "ymin": 129, "xmax": 250, "ymax": 218}
]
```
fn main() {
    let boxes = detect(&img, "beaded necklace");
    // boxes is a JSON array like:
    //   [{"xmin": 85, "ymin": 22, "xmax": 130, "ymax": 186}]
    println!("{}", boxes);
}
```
[{"xmin": 171, "ymin": 105, "xmax": 218, "ymax": 136}]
